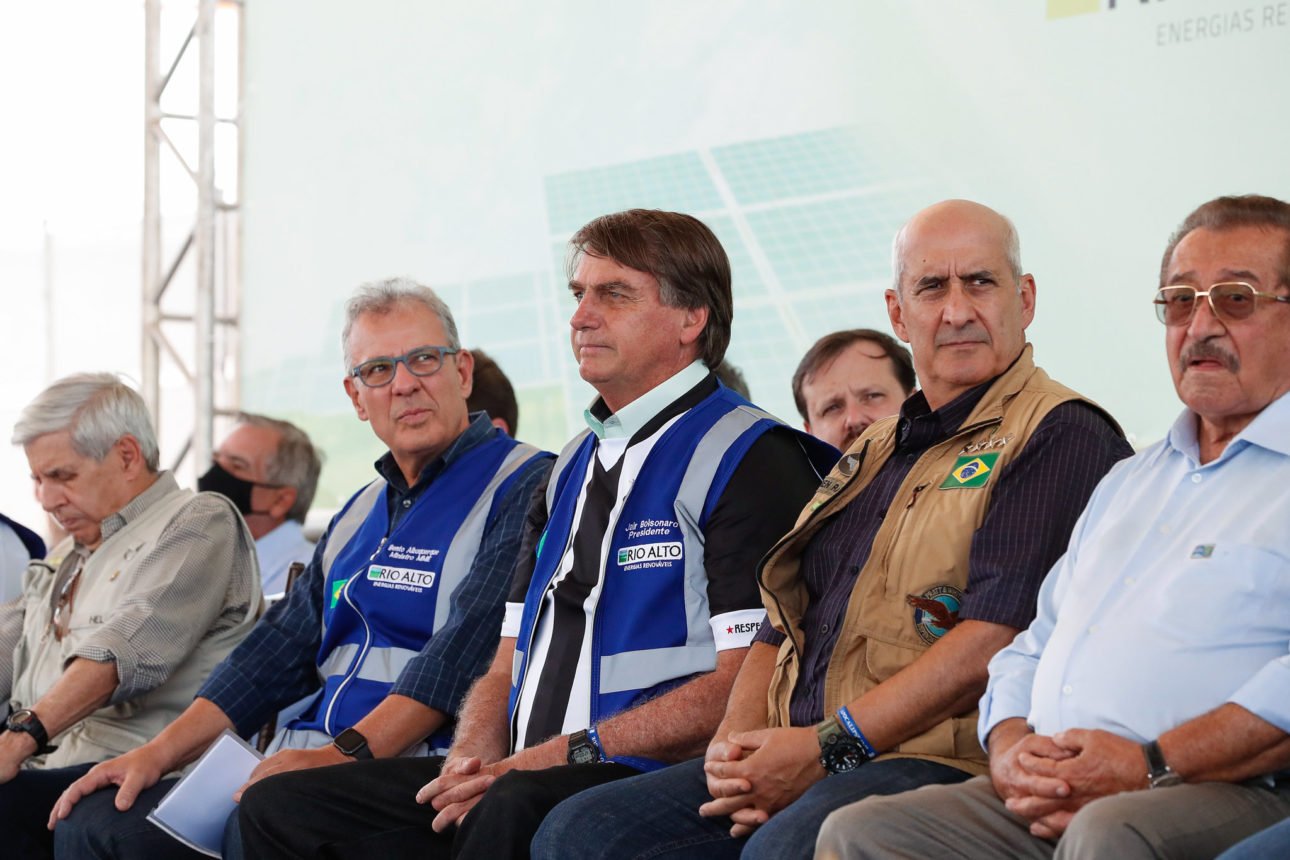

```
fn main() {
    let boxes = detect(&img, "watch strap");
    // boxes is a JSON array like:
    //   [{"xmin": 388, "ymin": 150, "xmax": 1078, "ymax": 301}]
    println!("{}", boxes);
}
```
[
  {"xmin": 6, "ymin": 708, "xmax": 57, "ymax": 755},
  {"xmin": 1142, "ymin": 739, "xmax": 1182, "ymax": 788}
]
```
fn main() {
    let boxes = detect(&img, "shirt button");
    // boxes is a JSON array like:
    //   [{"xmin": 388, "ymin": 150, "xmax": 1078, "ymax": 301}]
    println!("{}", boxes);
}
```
[
  {"xmin": 1088, "ymin": 625, "xmax": 1099, "ymax": 635},
  {"xmin": 1191, "ymin": 473, "xmax": 1202, "ymax": 484},
  {"xmin": 1062, "ymin": 685, "xmax": 1073, "ymax": 695},
  {"xmin": 1125, "ymin": 577, "xmax": 1136, "ymax": 586},
  {"xmin": 906, "ymin": 454, "xmax": 917, "ymax": 463},
  {"xmin": 403, "ymin": 499, "xmax": 412, "ymax": 508},
  {"xmin": 821, "ymin": 624, "xmax": 830, "ymax": 634},
  {"xmin": 1159, "ymin": 524, "xmax": 1172, "ymax": 535}
]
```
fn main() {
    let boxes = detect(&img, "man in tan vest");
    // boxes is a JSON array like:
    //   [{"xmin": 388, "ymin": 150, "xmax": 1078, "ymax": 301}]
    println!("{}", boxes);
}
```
[
  {"xmin": 531, "ymin": 199, "xmax": 1133, "ymax": 860},
  {"xmin": 0, "ymin": 372, "xmax": 261, "ymax": 860}
]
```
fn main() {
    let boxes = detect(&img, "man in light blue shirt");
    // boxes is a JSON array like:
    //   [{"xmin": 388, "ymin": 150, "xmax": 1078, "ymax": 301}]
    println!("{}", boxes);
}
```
[
  {"xmin": 196, "ymin": 413, "xmax": 321, "ymax": 599},
  {"xmin": 817, "ymin": 194, "xmax": 1290, "ymax": 860}
]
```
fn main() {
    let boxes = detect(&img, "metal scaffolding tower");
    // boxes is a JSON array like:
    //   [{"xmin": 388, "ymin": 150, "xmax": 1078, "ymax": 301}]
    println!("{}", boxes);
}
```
[{"xmin": 142, "ymin": 0, "xmax": 241, "ymax": 474}]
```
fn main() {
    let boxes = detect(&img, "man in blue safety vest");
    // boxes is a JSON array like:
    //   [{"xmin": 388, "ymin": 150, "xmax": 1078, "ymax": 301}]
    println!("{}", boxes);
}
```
[{"xmin": 47, "ymin": 278, "xmax": 554, "ymax": 860}]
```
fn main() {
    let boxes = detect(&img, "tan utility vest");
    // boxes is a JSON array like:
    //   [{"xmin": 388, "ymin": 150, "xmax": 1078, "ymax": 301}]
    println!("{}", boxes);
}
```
[
  {"xmin": 760, "ymin": 346, "xmax": 1114, "ymax": 774},
  {"xmin": 11, "ymin": 484, "xmax": 260, "ymax": 768}
]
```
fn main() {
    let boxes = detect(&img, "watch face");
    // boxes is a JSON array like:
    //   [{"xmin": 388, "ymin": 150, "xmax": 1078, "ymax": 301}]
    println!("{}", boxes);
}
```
[
  {"xmin": 569, "ymin": 743, "xmax": 598, "ymax": 765},
  {"xmin": 820, "ymin": 736, "xmax": 866, "ymax": 774},
  {"xmin": 333, "ymin": 729, "xmax": 365, "ymax": 755}
]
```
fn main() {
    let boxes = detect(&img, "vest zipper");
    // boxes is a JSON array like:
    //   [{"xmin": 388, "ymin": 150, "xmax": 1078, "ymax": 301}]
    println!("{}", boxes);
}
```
[{"xmin": 323, "ymin": 536, "xmax": 384, "ymax": 735}]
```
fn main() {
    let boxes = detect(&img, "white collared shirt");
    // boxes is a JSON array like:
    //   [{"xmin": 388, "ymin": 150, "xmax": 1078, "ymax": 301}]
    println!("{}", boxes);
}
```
[
  {"xmin": 981, "ymin": 391, "xmax": 1290, "ymax": 745},
  {"xmin": 255, "ymin": 520, "xmax": 316, "ymax": 600}
]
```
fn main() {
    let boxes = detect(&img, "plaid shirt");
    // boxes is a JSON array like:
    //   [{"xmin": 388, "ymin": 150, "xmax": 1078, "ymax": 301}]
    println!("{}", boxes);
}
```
[{"xmin": 198, "ymin": 414, "xmax": 552, "ymax": 735}]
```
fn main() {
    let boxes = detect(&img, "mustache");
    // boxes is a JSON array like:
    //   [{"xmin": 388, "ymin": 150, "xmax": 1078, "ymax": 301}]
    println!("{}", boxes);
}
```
[
  {"xmin": 935, "ymin": 325, "xmax": 990, "ymax": 347},
  {"xmin": 1181, "ymin": 340, "xmax": 1239, "ymax": 372}
]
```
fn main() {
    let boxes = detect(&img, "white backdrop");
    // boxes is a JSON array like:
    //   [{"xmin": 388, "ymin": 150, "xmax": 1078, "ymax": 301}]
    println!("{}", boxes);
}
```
[{"xmin": 237, "ymin": 0, "xmax": 1290, "ymax": 507}]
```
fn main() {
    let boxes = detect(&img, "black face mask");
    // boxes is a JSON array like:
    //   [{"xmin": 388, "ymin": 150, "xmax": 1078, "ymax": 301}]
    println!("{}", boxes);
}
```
[{"xmin": 197, "ymin": 461, "xmax": 263, "ymax": 517}]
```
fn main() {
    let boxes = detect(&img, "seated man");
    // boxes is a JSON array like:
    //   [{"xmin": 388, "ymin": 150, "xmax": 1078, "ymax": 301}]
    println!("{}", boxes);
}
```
[
  {"xmin": 533, "ymin": 200, "xmax": 1132, "ymax": 860},
  {"xmin": 0, "ymin": 373, "xmax": 260, "ymax": 860},
  {"xmin": 197, "ymin": 413, "xmax": 322, "ymax": 599},
  {"xmin": 816, "ymin": 194, "xmax": 1290, "ymax": 860},
  {"xmin": 0, "ymin": 513, "xmax": 46, "ymax": 603},
  {"xmin": 792, "ymin": 329, "xmax": 915, "ymax": 452},
  {"xmin": 466, "ymin": 349, "xmax": 520, "ymax": 437},
  {"xmin": 48, "ymin": 280, "xmax": 553, "ymax": 860},
  {"xmin": 233, "ymin": 208, "xmax": 839, "ymax": 858}
]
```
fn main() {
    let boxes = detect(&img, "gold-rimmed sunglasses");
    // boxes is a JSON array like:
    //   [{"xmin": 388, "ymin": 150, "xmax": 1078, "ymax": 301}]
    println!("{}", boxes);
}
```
[{"xmin": 1154, "ymin": 282, "xmax": 1290, "ymax": 327}]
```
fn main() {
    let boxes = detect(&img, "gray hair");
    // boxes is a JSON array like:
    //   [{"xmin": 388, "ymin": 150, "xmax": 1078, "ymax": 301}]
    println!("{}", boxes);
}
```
[
  {"xmin": 12, "ymin": 372, "xmax": 160, "ymax": 471},
  {"xmin": 234, "ymin": 412, "xmax": 323, "ymax": 524},
  {"xmin": 341, "ymin": 277, "xmax": 461, "ymax": 369},
  {"xmin": 890, "ymin": 212, "xmax": 1023, "ymax": 295}
]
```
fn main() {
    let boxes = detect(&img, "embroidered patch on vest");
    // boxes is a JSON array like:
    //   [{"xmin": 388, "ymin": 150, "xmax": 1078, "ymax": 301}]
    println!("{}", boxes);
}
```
[
  {"xmin": 908, "ymin": 585, "xmax": 963, "ymax": 644},
  {"xmin": 330, "ymin": 578, "xmax": 348, "ymax": 608},
  {"xmin": 617, "ymin": 541, "xmax": 683, "ymax": 570},
  {"xmin": 959, "ymin": 434, "xmax": 1013, "ymax": 455},
  {"xmin": 939, "ymin": 453, "xmax": 1001, "ymax": 489},
  {"xmin": 838, "ymin": 453, "xmax": 861, "ymax": 476},
  {"xmin": 367, "ymin": 564, "xmax": 437, "ymax": 592}
]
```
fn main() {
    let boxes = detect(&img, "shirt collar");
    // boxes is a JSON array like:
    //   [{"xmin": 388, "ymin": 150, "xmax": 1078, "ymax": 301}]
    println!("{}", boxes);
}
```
[
  {"xmin": 374, "ymin": 411, "xmax": 496, "ymax": 494},
  {"xmin": 255, "ymin": 518, "xmax": 305, "ymax": 553},
  {"xmin": 584, "ymin": 361, "xmax": 710, "ymax": 441},
  {"xmin": 1166, "ymin": 389, "xmax": 1290, "ymax": 464},
  {"xmin": 99, "ymin": 471, "xmax": 178, "ymax": 544},
  {"xmin": 896, "ymin": 378, "xmax": 994, "ymax": 448}
]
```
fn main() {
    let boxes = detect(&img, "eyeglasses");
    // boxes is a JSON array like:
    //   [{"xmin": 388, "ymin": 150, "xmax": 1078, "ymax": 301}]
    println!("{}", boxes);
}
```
[
  {"xmin": 349, "ymin": 345, "xmax": 458, "ymax": 388},
  {"xmin": 51, "ymin": 551, "xmax": 88, "ymax": 641},
  {"xmin": 1154, "ymin": 282, "xmax": 1290, "ymax": 327}
]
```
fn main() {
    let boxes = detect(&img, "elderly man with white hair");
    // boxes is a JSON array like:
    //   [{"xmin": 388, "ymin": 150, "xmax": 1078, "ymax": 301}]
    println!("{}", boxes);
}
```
[{"xmin": 0, "ymin": 373, "xmax": 261, "ymax": 859}]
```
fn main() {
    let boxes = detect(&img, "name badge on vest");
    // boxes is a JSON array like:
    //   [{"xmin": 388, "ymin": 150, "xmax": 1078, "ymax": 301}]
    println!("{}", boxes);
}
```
[
  {"xmin": 939, "ymin": 453, "xmax": 1000, "ymax": 490},
  {"xmin": 366, "ymin": 564, "xmax": 438, "ymax": 592}
]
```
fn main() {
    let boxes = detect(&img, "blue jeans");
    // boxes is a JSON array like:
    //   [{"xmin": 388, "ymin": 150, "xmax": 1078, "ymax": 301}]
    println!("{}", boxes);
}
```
[
  {"xmin": 531, "ymin": 755, "xmax": 970, "ymax": 860},
  {"xmin": 1216, "ymin": 816, "xmax": 1290, "ymax": 860},
  {"xmin": 52, "ymin": 776, "xmax": 244, "ymax": 859}
]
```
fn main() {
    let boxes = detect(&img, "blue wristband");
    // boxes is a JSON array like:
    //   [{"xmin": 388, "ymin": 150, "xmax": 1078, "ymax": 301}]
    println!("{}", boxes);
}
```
[
  {"xmin": 836, "ymin": 706, "xmax": 877, "ymax": 760},
  {"xmin": 586, "ymin": 724, "xmax": 607, "ymax": 762}
]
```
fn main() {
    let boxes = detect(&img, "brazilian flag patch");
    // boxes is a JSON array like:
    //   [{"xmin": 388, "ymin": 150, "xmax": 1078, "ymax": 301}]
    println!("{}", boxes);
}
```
[
  {"xmin": 329, "ymin": 578, "xmax": 348, "ymax": 609},
  {"xmin": 939, "ymin": 453, "xmax": 1000, "ymax": 489}
]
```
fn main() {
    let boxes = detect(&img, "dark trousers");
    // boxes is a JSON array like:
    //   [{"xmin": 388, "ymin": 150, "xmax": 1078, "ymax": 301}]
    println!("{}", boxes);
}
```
[
  {"xmin": 0, "ymin": 762, "xmax": 95, "ymax": 860},
  {"xmin": 238, "ymin": 755, "xmax": 638, "ymax": 859}
]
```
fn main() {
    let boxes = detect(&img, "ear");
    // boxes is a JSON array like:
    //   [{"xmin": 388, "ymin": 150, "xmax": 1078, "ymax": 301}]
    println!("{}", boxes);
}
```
[
  {"xmin": 803, "ymin": 419, "xmax": 814, "ymax": 435},
  {"xmin": 455, "ymin": 348, "xmax": 475, "ymax": 400},
  {"xmin": 266, "ymin": 486, "xmax": 297, "ymax": 522},
  {"xmin": 115, "ymin": 434, "xmax": 148, "ymax": 477},
  {"xmin": 1018, "ymin": 274, "xmax": 1037, "ymax": 329},
  {"xmin": 885, "ymin": 289, "xmax": 910, "ymax": 343},
  {"xmin": 490, "ymin": 416, "xmax": 512, "ymax": 436},
  {"xmin": 679, "ymin": 305, "xmax": 709, "ymax": 348},
  {"xmin": 343, "ymin": 375, "xmax": 369, "ymax": 422}
]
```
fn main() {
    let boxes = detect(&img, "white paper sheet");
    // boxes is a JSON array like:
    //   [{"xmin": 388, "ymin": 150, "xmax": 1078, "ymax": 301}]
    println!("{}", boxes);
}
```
[{"xmin": 146, "ymin": 729, "xmax": 264, "ymax": 857}]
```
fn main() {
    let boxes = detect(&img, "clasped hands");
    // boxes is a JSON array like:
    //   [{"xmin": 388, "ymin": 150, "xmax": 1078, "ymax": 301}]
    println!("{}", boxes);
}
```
[
  {"xmin": 992, "ymin": 726, "xmax": 1148, "ymax": 840},
  {"xmin": 699, "ymin": 726, "xmax": 825, "ymax": 837}
]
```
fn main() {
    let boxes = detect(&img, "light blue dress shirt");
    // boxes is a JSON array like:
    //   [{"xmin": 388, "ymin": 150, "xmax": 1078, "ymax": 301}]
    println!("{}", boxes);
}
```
[
  {"xmin": 980, "ymin": 390, "xmax": 1290, "ymax": 747},
  {"xmin": 255, "ymin": 519, "xmax": 316, "ymax": 600}
]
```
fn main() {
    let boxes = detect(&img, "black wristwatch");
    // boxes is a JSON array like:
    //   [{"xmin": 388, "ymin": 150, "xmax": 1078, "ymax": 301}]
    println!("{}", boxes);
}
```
[
  {"xmin": 6, "ymin": 708, "xmax": 57, "ymax": 755},
  {"xmin": 567, "ymin": 728, "xmax": 605, "ymax": 765},
  {"xmin": 332, "ymin": 727, "xmax": 373, "ymax": 760},
  {"xmin": 817, "ymin": 717, "xmax": 866, "ymax": 775},
  {"xmin": 1142, "ymin": 739, "xmax": 1182, "ymax": 788}
]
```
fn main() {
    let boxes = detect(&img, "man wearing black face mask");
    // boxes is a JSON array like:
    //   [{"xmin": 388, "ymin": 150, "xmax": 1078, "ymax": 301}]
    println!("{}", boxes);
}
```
[{"xmin": 198, "ymin": 414, "xmax": 322, "ymax": 600}]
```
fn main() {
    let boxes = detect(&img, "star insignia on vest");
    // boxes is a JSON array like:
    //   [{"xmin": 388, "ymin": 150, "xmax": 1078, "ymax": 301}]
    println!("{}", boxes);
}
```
[
  {"xmin": 908, "ymin": 585, "xmax": 963, "ymax": 644},
  {"xmin": 1190, "ymin": 544, "xmax": 1215, "ymax": 559},
  {"xmin": 939, "ymin": 453, "xmax": 1001, "ymax": 489}
]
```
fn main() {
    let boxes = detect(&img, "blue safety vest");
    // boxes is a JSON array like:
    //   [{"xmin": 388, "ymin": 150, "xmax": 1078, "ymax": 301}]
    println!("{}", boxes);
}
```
[
  {"xmin": 508, "ymin": 385, "xmax": 835, "ymax": 769},
  {"xmin": 288, "ymin": 432, "xmax": 548, "ymax": 752}
]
